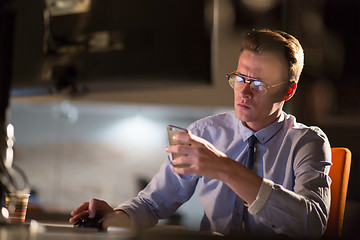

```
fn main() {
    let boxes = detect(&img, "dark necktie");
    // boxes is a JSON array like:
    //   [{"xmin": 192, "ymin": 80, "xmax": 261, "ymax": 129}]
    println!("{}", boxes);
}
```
[
  {"xmin": 230, "ymin": 135, "xmax": 258, "ymax": 235},
  {"xmin": 245, "ymin": 135, "xmax": 258, "ymax": 170}
]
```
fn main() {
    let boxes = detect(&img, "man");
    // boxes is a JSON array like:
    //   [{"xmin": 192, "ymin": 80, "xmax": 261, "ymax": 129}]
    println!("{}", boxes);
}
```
[{"xmin": 69, "ymin": 29, "xmax": 332, "ymax": 239}]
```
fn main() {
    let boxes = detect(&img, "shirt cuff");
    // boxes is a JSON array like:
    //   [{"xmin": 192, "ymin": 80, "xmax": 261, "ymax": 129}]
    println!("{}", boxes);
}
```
[{"xmin": 247, "ymin": 178, "xmax": 274, "ymax": 215}]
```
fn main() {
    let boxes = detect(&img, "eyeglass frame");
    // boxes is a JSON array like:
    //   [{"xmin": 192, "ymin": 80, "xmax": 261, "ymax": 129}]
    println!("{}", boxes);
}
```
[{"xmin": 226, "ymin": 70, "xmax": 291, "ymax": 95}]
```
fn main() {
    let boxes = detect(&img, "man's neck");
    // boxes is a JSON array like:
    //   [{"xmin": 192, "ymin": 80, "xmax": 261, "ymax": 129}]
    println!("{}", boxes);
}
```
[{"xmin": 242, "ymin": 111, "xmax": 283, "ymax": 132}]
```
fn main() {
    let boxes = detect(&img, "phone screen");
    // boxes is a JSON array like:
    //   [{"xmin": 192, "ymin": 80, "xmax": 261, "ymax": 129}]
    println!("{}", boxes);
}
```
[{"xmin": 167, "ymin": 125, "xmax": 190, "ymax": 168}]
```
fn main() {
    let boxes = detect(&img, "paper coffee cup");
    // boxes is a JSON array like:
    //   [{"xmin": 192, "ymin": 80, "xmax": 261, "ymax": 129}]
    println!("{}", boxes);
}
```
[{"xmin": 5, "ymin": 193, "xmax": 30, "ymax": 223}]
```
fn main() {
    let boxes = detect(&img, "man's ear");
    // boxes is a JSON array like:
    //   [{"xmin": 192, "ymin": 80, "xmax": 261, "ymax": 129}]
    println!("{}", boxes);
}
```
[{"xmin": 283, "ymin": 82, "xmax": 297, "ymax": 101}]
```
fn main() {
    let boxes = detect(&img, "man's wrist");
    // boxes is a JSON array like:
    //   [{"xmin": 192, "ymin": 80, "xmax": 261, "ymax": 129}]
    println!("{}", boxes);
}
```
[{"xmin": 102, "ymin": 210, "xmax": 131, "ymax": 230}]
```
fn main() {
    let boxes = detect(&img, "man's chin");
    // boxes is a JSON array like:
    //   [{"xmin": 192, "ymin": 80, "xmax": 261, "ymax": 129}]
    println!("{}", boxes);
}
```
[{"xmin": 235, "ymin": 110, "xmax": 253, "ymax": 122}]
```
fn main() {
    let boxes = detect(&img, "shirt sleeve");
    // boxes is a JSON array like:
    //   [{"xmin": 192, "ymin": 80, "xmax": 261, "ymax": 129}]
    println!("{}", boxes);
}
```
[
  {"xmin": 247, "ymin": 178, "xmax": 273, "ymax": 214},
  {"xmin": 247, "ymin": 133, "xmax": 332, "ymax": 239},
  {"xmin": 114, "ymin": 159, "xmax": 199, "ymax": 228}
]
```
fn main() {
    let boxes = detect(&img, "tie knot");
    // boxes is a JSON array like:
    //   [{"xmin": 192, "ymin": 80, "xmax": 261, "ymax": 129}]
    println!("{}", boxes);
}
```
[{"xmin": 248, "ymin": 135, "xmax": 257, "ymax": 148}]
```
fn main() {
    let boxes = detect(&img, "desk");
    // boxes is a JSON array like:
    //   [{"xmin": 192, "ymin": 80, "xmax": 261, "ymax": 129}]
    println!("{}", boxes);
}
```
[{"xmin": 0, "ymin": 222, "xmax": 223, "ymax": 240}]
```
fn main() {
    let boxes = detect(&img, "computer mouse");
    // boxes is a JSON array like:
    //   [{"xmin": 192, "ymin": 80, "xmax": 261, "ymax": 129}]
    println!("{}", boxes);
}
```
[{"xmin": 74, "ymin": 215, "xmax": 104, "ymax": 230}]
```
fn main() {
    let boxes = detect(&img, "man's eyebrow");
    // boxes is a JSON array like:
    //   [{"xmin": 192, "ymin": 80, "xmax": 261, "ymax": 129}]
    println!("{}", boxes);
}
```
[{"xmin": 235, "ymin": 72, "xmax": 261, "ymax": 81}]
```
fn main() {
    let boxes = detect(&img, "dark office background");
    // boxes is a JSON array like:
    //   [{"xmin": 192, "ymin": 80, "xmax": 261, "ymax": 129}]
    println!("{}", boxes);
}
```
[{"xmin": 1, "ymin": 0, "xmax": 360, "ymax": 237}]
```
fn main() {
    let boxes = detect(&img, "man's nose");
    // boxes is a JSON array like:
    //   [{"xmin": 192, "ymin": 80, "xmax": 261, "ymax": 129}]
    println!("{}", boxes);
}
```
[{"xmin": 236, "ymin": 82, "xmax": 253, "ymax": 97}]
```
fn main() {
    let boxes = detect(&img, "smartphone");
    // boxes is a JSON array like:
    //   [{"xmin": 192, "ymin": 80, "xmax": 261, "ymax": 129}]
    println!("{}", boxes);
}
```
[{"xmin": 167, "ymin": 125, "xmax": 190, "ymax": 168}]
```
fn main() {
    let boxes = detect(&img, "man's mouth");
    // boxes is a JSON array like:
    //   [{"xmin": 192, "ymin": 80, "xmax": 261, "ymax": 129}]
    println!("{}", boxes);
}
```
[{"xmin": 237, "ymin": 102, "xmax": 251, "ymax": 109}]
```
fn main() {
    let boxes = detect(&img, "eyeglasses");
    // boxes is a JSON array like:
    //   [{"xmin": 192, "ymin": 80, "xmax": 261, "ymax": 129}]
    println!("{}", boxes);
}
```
[{"xmin": 226, "ymin": 71, "xmax": 289, "ymax": 95}]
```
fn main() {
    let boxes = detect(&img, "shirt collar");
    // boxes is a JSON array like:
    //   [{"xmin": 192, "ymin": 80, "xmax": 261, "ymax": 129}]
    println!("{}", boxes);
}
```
[{"xmin": 239, "ymin": 111, "xmax": 285, "ymax": 144}]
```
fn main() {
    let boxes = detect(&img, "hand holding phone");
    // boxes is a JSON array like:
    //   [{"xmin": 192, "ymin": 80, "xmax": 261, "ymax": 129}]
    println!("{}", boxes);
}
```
[{"xmin": 167, "ymin": 125, "xmax": 190, "ymax": 168}]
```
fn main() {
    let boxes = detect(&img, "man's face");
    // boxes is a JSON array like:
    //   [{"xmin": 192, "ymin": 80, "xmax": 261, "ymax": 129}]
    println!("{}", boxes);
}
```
[{"xmin": 234, "ymin": 50, "xmax": 289, "ymax": 131}]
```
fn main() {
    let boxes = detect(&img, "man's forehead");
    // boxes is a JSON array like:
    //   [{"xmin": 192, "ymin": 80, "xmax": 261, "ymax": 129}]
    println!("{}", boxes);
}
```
[{"xmin": 237, "ymin": 50, "xmax": 288, "ymax": 81}]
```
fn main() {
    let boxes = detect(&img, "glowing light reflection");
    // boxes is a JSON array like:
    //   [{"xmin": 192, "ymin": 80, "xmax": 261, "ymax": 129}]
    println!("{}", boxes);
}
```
[{"xmin": 101, "ymin": 115, "xmax": 165, "ymax": 150}]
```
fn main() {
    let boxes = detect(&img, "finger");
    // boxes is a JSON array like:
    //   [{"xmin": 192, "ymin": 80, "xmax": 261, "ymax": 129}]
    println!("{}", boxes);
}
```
[
  {"xmin": 172, "ymin": 155, "xmax": 193, "ymax": 168},
  {"xmin": 69, "ymin": 210, "xmax": 89, "ymax": 223},
  {"xmin": 88, "ymin": 198, "xmax": 99, "ymax": 218},
  {"xmin": 165, "ymin": 145, "xmax": 174, "ymax": 153},
  {"xmin": 172, "ymin": 132, "xmax": 191, "ymax": 143},
  {"xmin": 166, "ymin": 145, "xmax": 184, "ymax": 156},
  {"xmin": 176, "ymin": 133, "xmax": 207, "ymax": 150},
  {"xmin": 172, "ymin": 164, "xmax": 196, "ymax": 175},
  {"xmin": 71, "ymin": 202, "xmax": 89, "ymax": 216},
  {"xmin": 167, "ymin": 144, "xmax": 193, "ymax": 154}
]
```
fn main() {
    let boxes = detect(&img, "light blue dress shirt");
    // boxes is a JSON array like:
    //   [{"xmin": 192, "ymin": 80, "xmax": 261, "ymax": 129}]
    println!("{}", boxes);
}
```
[{"xmin": 116, "ymin": 111, "xmax": 332, "ymax": 239}]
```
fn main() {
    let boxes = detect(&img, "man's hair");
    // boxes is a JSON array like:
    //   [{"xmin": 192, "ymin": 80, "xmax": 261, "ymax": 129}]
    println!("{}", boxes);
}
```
[{"xmin": 239, "ymin": 29, "xmax": 304, "ymax": 83}]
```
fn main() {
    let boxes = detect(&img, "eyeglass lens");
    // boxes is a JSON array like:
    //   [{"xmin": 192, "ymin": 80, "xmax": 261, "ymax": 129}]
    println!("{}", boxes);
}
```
[{"xmin": 229, "ymin": 74, "xmax": 267, "ymax": 94}]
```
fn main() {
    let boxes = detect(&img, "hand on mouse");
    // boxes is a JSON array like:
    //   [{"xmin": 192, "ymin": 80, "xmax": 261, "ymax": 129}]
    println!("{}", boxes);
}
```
[
  {"xmin": 73, "ymin": 215, "xmax": 104, "ymax": 229},
  {"xmin": 69, "ymin": 198, "xmax": 115, "ymax": 227}
]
